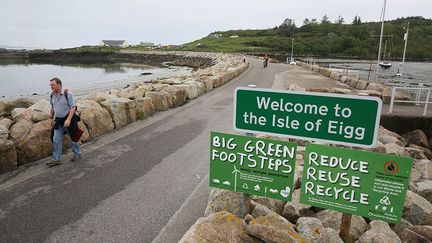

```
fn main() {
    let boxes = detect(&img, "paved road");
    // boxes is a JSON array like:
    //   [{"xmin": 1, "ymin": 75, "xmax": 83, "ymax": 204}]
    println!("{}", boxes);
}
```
[{"xmin": 0, "ymin": 59, "xmax": 295, "ymax": 243}]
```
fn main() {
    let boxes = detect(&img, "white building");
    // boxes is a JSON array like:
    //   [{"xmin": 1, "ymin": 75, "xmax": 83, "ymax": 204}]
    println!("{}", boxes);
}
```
[
  {"xmin": 140, "ymin": 42, "xmax": 155, "ymax": 47},
  {"xmin": 99, "ymin": 40, "xmax": 129, "ymax": 47}
]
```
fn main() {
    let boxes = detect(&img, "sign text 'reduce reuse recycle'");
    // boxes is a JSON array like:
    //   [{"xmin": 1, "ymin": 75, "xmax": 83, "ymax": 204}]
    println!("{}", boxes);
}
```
[
  {"xmin": 300, "ymin": 143, "xmax": 412, "ymax": 224},
  {"xmin": 234, "ymin": 87, "xmax": 382, "ymax": 148}
]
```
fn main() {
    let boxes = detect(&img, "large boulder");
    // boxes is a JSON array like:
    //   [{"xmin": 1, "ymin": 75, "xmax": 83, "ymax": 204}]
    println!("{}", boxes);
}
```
[
  {"xmin": 0, "ymin": 98, "xmax": 34, "ymax": 116},
  {"xmin": 204, "ymin": 189, "xmax": 244, "ymax": 217},
  {"xmin": 163, "ymin": 86, "xmax": 188, "ymax": 107},
  {"xmin": 247, "ymin": 214, "xmax": 304, "ymax": 243},
  {"xmin": 410, "ymin": 144, "xmax": 432, "ymax": 160},
  {"xmin": 13, "ymin": 98, "xmax": 36, "ymax": 109},
  {"xmin": 0, "ymin": 118, "xmax": 13, "ymax": 130},
  {"xmin": 251, "ymin": 200, "xmax": 280, "ymax": 218},
  {"xmin": 145, "ymin": 91, "xmax": 172, "ymax": 111},
  {"xmin": 282, "ymin": 189, "xmax": 314, "ymax": 223},
  {"xmin": 252, "ymin": 196, "xmax": 286, "ymax": 215},
  {"xmin": 378, "ymin": 126, "xmax": 405, "ymax": 143},
  {"xmin": 367, "ymin": 82, "xmax": 388, "ymax": 92},
  {"xmin": 403, "ymin": 190, "xmax": 432, "ymax": 225},
  {"xmin": 306, "ymin": 87, "xmax": 331, "ymax": 93},
  {"xmin": 0, "ymin": 138, "xmax": 17, "ymax": 174},
  {"xmin": 29, "ymin": 100, "xmax": 50, "ymax": 113},
  {"xmin": 355, "ymin": 80, "xmax": 369, "ymax": 90},
  {"xmin": 379, "ymin": 135, "xmax": 404, "ymax": 146},
  {"xmin": 9, "ymin": 119, "xmax": 33, "ymax": 141},
  {"xmin": 15, "ymin": 119, "xmax": 52, "ymax": 165},
  {"xmin": 134, "ymin": 97, "xmax": 155, "ymax": 119},
  {"xmin": 179, "ymin": 212, "xmax": 257, "ymax": 243},
  {"xmin": 0, "ymin": 125, "xmax": 8, "ymax": 139},
  {"xmin": 315, "ymin": 210, "xmax": 367, "ymax": 240},
  {"xmin": 401, "ymin": 225, "xmax": 432, "ymax": 242},
  {"xmin": 416, "ymin": 180, "xmax": 432, "ymax": 204},
  {"xmin": 402, "ymin": 129, "xmax": 430, "ymax": 149},
  {"xmin": 384, "ymin": 143, "xmax": 409, "ymax": 157},
  {"xmin": 296, "ymin": 217, "xmax": 324, "ymax": 241},
  {"xmin": 77, "ymin": 99, "xmax": 114, "ymax": 138},
  {"xmin": 317, "ymin": 227, "xmax": 343, "ymax": 243},
  {"xmin": 413, "ymin": 159, "xmax": 432, "ymax": 181},
  {"xmin": 29, "ymin": 100, "xmax": 51, "ymax": 122},
  {"xmin": 358, "ymin": 220, "xmax": 401, "ymax": 243},
  {"xmin": 99, "ymin": 97, "xmax": 136, "ymax": 128},
  {"xmin": 12, "ymin": 108, "xmax": 32, "ymax": 121},
  {"xmin": 0, "ymin": 100, "xmax": 13, "ymax": 116},
  {"xmin": 118, "ymin": 84, "xmax": 153, "ymax": 99},
  {"xmin": 179, "ymin": 81, "xmax": 205, "ymax": 99},
  {"xmin": 405, "ymin": 147, "xmax": 428, "ymax": 160},
  {"xmin": 197, "ymin": 78, "xmax": 214, "ymax": 92},
  {"xmin": 331, "ymin": 88, "xmax": 352, "ymax": 94}
]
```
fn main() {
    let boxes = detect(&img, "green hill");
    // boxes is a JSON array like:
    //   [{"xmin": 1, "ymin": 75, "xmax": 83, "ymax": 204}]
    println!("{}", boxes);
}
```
[{"xmin": 175, "ymin": 16, "xmax": 432, "ymax": 61}]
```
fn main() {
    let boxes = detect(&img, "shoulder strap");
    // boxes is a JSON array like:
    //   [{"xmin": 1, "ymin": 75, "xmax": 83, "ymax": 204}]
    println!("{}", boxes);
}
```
[{"xmin": 64, "ymin": 89, "xmax": 69, "ymax": 102}]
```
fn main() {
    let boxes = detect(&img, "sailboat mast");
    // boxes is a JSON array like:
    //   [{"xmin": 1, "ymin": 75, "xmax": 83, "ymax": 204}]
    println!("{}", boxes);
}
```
[
  {"xmin": 290, "ymin": 38, "xmax": 294, "ymax": 62},
  {"xmin": 399, "ymin": 22, "xmax": 409, "ymax": 77},
  {"xmin": 376, "ymin": 0, "xmax": 387, "ymax": 81},
  {"xmin": 402, "ymin": 22, "xmax": 409, "ymax": 64}
]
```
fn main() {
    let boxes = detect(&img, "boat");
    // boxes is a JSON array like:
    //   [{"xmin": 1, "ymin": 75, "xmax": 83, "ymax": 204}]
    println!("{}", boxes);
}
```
[
  {"xmin": 375, "ymin": 0, "xmax": 389, "ymax": 80},
  {"xmin": 379, "ymin": 61, "xmax": 392, "ymax": 68}
]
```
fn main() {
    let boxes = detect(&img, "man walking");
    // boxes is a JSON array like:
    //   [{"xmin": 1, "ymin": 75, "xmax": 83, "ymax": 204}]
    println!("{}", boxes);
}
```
[{"xmin": 47, "ymin": 77, "xmax": 81, "ymax": 167}]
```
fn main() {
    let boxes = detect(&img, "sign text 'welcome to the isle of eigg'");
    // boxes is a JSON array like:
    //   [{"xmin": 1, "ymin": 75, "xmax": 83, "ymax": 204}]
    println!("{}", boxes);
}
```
[{"xmin": 234, "ymin": 87, "xmax": 382, "ymax": 148}]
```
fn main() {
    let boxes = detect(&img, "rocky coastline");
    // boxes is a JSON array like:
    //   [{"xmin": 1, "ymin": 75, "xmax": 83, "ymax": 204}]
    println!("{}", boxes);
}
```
[
  {"xmin": 0, "ymin": 51, "xmax": 248, "ymax": 174},
  {"xmin": 180, "ymin": 126, "xmax": 432, "ymax": 242}
]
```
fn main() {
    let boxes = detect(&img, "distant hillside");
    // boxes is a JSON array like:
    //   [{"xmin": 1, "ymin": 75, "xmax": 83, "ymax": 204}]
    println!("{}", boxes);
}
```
[{"xmin": 176, "ymin": 16, "xmax": 432, "ymax": 61}]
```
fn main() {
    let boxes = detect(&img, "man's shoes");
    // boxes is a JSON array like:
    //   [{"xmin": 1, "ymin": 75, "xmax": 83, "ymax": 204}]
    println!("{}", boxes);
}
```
[
  {"xmin": 71, "ymin": 155, "xmax": 82, "ymax": 162},
  {"xmin": 46, "ymin": 160, "xmax": 62, "ymax": 167}
]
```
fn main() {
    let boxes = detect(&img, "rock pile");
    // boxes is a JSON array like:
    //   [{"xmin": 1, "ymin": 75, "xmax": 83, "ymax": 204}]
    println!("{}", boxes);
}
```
[
  {"xmin": 180, "ymin": 126, "xmax": 432, "ymax": 242},
  {"xmin": 0, "ymin": 51, "xmax": 249, "ymax": 174}
]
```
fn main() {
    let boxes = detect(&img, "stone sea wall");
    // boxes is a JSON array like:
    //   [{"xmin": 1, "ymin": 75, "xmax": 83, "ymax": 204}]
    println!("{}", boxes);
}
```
[
  {"xmin": 180, "ymin": 127, "xmax": 432, "ymax": 242},
  {"xmin": 296, "ymin": 62, "xmax": 411, "ymax": 104},
  {"xmin": 0, "ymin": 51, "xmax": 249, "ymax": 174}
]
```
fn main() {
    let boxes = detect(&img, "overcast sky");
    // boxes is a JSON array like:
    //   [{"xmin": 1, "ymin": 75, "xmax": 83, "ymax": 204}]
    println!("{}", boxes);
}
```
[{"xmin": 1, "ymin": 0, "xmax": 431, "ymax": 49}]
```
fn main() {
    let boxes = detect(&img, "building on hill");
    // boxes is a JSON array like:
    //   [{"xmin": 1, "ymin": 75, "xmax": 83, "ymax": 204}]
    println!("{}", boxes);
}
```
[
  {"xmin": 99, "ymin": 40, "xmax": 129, "ymax": 47},
  {"xmin": 140, "ymin": 42, "xmax": 155, "ymax": 47}
]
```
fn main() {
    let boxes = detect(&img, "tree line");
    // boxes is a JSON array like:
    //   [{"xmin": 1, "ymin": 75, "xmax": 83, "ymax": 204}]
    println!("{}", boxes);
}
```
[{"xmin": 208, "ymin": 16, "xmax": 432, "ymax": 60}]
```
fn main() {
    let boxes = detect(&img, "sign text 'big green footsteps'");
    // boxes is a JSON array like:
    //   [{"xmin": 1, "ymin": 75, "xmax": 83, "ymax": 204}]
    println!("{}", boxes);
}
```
[
  {"xmin": 300, "ymin": 143, "xmax": 412, "ymax": 224},
  {"xmin": 210, "ymin": 131, "xmax": 297, "ymax": 201},
  {"xmin": 234, "ymin": 87, "xmax": 382, "ymax": 148}
]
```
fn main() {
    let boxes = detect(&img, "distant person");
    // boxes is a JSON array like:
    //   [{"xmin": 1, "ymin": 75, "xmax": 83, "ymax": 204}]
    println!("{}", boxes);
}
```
[
  {"xmin": 47, "ymin": 77, "xmax": 82, "ymax": 167},
  {"xmin": 263, "ymin": 53, "xmax": 269, "ymax": 68}
]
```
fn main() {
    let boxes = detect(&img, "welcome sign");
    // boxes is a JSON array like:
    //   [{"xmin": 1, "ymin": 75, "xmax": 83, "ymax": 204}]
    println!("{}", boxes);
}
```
[
  {"xmin": 234, "ymin": 87, "xmax": 382, "ymax": 148},
  {"xmin": 300, "ymin": 143, "xmax": 412, "ymax": 224}
]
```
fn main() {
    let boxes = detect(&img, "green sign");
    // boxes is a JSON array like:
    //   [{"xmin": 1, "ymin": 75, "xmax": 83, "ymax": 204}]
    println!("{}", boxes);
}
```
[
  {"xmin": 300, "ymin": 143, "xmax": 412, "ymax": 224},
  {"xmin": 210, "ymin": 131, "xmax": 297, "ymax": 201},
  {"xmin": 234, "ymin": 87, "xmax": 382, "ymax": 148}
]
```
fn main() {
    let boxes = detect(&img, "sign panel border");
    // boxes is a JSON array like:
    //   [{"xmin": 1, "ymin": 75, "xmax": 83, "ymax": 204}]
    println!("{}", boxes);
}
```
[{"xmin": 233, "ymin": 87, "xmax": 382, "ymax": 148}]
